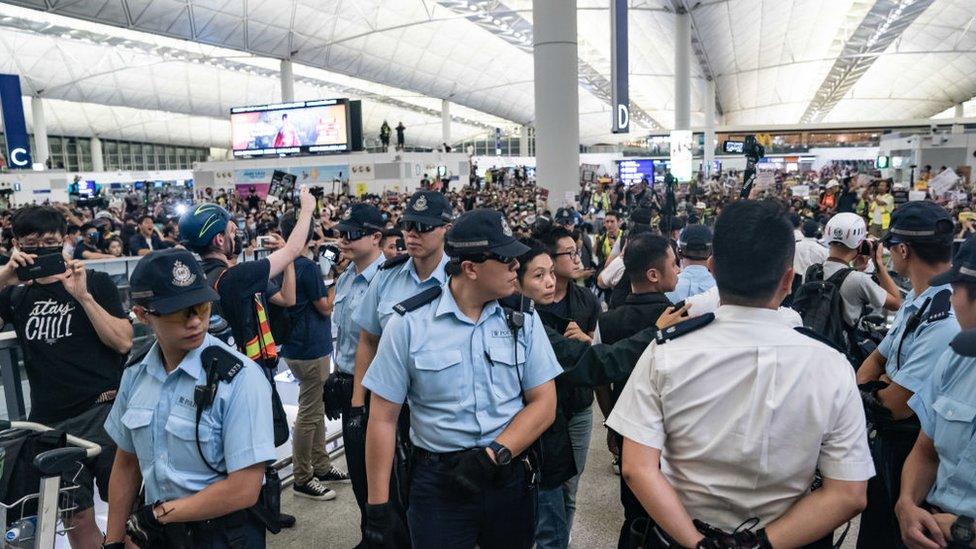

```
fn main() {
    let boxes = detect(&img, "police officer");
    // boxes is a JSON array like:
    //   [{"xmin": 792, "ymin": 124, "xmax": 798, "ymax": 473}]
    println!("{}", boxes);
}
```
[
  {"xmin": 897, "ymin": 236, "xmax": 976, "ymax": 549},
  {"xmin": 857, "ymin": 201, "xmax": 960, "ymax": 549},
  {"xmin": 606, "ymin": 200, "xmax": 873, "ymax": 548},
  {"xmin": 328, "ymin": 202, "xmax": 387, "ymax": 542},
  {"xmin": 102, "ymin": 249, "xmax": 275, "ymax": 548},
  {"xmin": 666, "ymin": 224, "xmax": 716, "ymax": 303},
  {"xmin": 362, "ymin": 208, "xmax": 562, "ymax": 548}
]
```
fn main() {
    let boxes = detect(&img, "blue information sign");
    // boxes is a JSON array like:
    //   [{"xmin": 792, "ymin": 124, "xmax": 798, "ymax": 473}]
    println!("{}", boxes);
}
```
[
  {"xmin": 618, "ymin": 159, "xmax": 654, "ymax": 186},
  {"xmin": 0, "ymin": 74, "xmax": 32, "ymax": 169}
]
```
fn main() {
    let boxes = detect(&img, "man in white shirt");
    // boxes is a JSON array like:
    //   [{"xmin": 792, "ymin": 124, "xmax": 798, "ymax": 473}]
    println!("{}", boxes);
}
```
[
  {"xmin": 794, "ymin": 219, "xmax": 828, "ymax": 282},
  {"xmin": 607, "ymin": 200, "xmax": 873, "ymax": 548}
]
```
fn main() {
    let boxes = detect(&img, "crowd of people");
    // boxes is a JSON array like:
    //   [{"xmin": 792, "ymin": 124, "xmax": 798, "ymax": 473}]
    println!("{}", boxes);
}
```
[{"xmin": 0, "ymin": 163, "xmax": 973, "ymax": 549}]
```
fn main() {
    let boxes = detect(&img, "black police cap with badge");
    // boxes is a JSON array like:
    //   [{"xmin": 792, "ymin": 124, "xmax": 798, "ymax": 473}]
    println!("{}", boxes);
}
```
[
  {"xmin": 678, "ymin": 224, "xmax": 713, "ymax": 258},
  {"xmin": 932, "ymin": 235, "xmax": 976, "ymax": 357},
  {"xmin": 129, "ymin": 248, "xmax": 219, "ymax": 315},
  {"xmin": 380, "ymin": 191, "xmax": 455, "ymax": 272},
  {"xmin": 335, "ymin": 203, "xmax": 385, "ymax": 240}
]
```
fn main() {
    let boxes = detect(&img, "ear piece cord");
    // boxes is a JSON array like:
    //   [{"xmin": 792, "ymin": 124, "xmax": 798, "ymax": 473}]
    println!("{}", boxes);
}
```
[{"xmin": 195, "ymin": 357, "xmax": 227, "ymax": 476}]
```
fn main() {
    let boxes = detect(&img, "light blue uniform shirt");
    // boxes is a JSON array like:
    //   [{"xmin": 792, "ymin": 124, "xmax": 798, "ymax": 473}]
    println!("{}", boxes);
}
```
[
  {"xmin": 333, "ymin": 254, "xmax": 386, "ymax": 374},
  {"xmin": 666, "ymin": 264, "xmax": 716, "ymax": 303},
  {"xmin": 352, "ymin": 253, "xmax": 450, "ymax": 336},
  {"xmin": 362, "ymin": 285, "xmax": 562, "ymax": 453},
  {"xmin": 878, "ymin": 284, "xmax": 959, "ymax": 393},
  {"xmin": 104, "ymin": 335, "xmax": 275, "ymax": 502},
  {"xmin": 909, "ymin": 346, "xmax": 976, "ymax": 517}
]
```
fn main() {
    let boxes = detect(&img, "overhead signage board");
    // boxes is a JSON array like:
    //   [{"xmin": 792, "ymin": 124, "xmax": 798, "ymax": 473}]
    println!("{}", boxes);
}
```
[
  {"xmin": 0, "ymin": 74, "xmax": 32, "ymax": 169},
  {"xmin": 610, "ymin": 0, "xmax": 629, "ymax": 133}
]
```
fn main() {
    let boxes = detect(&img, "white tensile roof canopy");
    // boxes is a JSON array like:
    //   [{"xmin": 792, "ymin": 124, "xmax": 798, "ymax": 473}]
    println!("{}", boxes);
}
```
[{"xmin": 0, "ymin": 0, "xmax": 974, "ymax": 150}]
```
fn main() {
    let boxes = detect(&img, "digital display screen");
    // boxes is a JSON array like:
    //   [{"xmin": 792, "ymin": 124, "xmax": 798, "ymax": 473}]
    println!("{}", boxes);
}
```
[
  {"xmin": 723, "ymin": 140, "xmax": 744, "ymax": 154},
  {"xmin": 77, "ymin": 180, "xmax": 96, "ymax": 197},
  {"xmin": 875, "ymin": 155, "xmax": 890, "ymax": 169},
  {"xmin": 231, "ymin": 99, "xmax": 350, "ymax": 157},
  {"xmin": 618, "ymin": 159, "xmax": 655, "ymax": 186}
]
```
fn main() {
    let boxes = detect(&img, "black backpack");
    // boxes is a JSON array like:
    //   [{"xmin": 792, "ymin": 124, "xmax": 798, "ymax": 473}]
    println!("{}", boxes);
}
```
[{"xmin": 792, "ymin": 264, "xmax": 855, "ymax": 359}]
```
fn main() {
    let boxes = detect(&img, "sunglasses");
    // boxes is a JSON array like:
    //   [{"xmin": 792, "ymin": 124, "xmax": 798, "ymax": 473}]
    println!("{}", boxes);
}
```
[
  {"xmin": 148, "ymin": 302, "xmax": 212, "ymax": 323},
  {"xmin": 400, "ymin": 220, "xmax": 441, "ymax": 234},
  {"xmin": 339, "ymin": 229, "xmax": 368, "ymax": 241},
  {"xmin": 468, "ymin": 254, "xmax": 518, "ymax": 270}
]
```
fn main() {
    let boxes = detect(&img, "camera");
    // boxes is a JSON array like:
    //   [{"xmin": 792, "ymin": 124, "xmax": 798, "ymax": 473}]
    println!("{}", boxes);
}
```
[
  {"xmin": 858, "ymin": 239, "xmax": 875, "ymax": 257},
  {"xmin": 309, "ymin": 186, "xmax": 325, "ymax": 198}
]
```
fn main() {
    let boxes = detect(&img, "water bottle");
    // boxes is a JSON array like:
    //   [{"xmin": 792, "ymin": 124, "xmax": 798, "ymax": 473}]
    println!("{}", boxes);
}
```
[{"xmin": 5, "ymin": 516, "xmax": 36, "ymax": 548}]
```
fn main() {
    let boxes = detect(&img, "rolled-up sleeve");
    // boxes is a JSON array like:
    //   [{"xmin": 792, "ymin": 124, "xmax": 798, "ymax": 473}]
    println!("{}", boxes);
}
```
[
  {"xmin": 352, "ymin": 274, "xmax": 384, "ymax": 336},
  {"xmin": 605, "ymin": 344, "xmax": 665, "ymax": 450},
  {"xmin": 909, "ymin": 350, "xmax": 949, "ymax": 437},
  {"xmin": 103, "ymin": 368, "xmax": 137, "ymax": 453},
  {"xmin": 889, "ymin": 320, "xmax": 960, "ymax": 394},
  {"xmin": 818, "ymin": 376, "xmax": 875, "ymax": 481}
]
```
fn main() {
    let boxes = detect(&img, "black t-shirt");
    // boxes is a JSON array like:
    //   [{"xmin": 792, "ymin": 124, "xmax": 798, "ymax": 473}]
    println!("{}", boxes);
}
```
[
  {"xmin": 203, "ymin": 258, "xmax": 279, "ymax": 360},
  {"xmin": 0, "ymin": 271, "xmax": 127, "ymax": 423}
]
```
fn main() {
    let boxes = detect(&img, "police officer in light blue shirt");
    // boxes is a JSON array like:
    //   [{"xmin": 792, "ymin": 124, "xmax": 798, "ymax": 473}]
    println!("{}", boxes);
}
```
[
  {"xmin": 665, "ymin": 224, "xmax": 716, "ymax": 303},
  {"xmin": 897, "ymin": 236, "xmax": 976, "ymax": 549},
  {"xmin": 326, "ymin": 202, "xmax": 387, "ymax": 544},
  {"xmin": 362, "ymin": 208, "xmax": 561, "ymax": 549},
  {"xmin": 856, "ymin": 201, "xmax": 960, "ymax": 549},
  {"xmin": 102, "ymin": 249, "xmax": 275, "ymax": 549}
]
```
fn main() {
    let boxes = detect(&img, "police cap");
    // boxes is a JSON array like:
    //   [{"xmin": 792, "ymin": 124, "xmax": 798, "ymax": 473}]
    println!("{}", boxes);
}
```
[
  {"xmin": 129, "ymin": 248, "xmax": 219, "ymax": 315},
  {"xmin": 931, "ymin": 236, "xmax": 976, "ymax": 286},
  {"xmin": 882, "ymin": 201, "xmax": 954, "ymax": 246},
  {"xmin": 446, "ymin": 208, "xmax": 529, "ymax": 258}
]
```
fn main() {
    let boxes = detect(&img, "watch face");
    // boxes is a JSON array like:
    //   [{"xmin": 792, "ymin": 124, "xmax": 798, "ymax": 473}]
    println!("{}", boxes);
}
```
[{"xmin": 496, "ymin": 448, "xmax": 512, "ymax": 465}]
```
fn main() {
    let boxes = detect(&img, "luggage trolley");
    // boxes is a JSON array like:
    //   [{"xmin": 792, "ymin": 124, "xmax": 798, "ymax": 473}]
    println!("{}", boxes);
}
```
[{"xmin": 0, "ymin": 420, "xmax": 101, "ymax": 548}]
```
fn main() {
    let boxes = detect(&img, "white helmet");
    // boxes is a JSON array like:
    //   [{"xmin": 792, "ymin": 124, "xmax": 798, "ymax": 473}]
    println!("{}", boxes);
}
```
[{"xmin": 823, "ymin": 213, "xmax": 867, "ymax": 249}]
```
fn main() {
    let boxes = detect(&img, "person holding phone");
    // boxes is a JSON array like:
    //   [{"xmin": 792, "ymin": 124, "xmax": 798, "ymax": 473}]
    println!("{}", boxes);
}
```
[{"xmin": 0, "ymin": 205, "xmax": 133, "ymax": 548}]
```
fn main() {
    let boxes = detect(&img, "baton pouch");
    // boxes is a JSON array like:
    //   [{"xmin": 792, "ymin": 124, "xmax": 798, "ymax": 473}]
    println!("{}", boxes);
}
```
[
  {"xmin": 248, "ymin": 465, "xmax": 282, "ymax": 534},
  {"xmin": 322, "ymin": 373, "xmax": 347, "ymax": 421}
]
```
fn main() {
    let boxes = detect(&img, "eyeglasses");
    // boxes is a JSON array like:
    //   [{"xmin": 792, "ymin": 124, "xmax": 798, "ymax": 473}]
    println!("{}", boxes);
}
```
[
  {"xmin": 553, "ymin": 250, "xmax": 580, "ymax": 260},
  {"xmin": 148, "ymin": 302, "xmax": 212, "ymax": 323},
  {"xmin": 400, "ymin": 220, "xmax": 440, "ymax": 234}
]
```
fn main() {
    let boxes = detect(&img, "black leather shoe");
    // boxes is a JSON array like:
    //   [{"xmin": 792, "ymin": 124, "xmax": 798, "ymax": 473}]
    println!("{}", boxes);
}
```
[{"xmin": 278, "ymin": 512, "xmax": 296, "ymax": 528}]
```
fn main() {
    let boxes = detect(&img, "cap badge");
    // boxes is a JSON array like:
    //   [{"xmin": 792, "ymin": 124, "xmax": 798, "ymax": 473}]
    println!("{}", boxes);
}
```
[
  {"xmin": 342, "ymin": 209, "xmax": 352, "ymax": 221},
  {"xmin": 413, "ymin": 195, "xmax": 428, "ymax": 212},
  {"xmin": 172, "ymin": 260, "xmax": 197, "ymax": 287},
  {"xmin": 501, "ymin": 217, "xmax": 513, "ymax": 237},
  {"xmin": 833, "ymin": 227, "xmax": 844, "ymax": 238}
]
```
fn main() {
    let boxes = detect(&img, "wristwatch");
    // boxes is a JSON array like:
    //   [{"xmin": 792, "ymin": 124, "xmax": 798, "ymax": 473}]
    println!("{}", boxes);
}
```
[
  {"xmin": 488, "ymin": 441, "xmax": 512, "ymax": 466},
  {"xmin": 952, "ymin": 516, "xmax": 975, "ymax": 544}
]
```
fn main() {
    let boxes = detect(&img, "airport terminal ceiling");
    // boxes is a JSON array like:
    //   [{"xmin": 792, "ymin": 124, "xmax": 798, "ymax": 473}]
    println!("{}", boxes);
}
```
[{"xmin": 0, "ymin": 0, "xmax": 975, "ymax": 150}]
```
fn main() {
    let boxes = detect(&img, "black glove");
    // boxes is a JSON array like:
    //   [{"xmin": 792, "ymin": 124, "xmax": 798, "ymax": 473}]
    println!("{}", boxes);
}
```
[
  {"xmin": 346, "ymin": 405, "xmax": 367, "ymax": 431},
  {"xmin": 125, "ymin": 502, "xmax": 166, "ymax": 548},
  {"xmin": 364, "ymin": 502, "xmax": 408, "ymax": 548},
  {"xmin": 448, "ymin": 448, "xmax": 497, "ymax": 499}
]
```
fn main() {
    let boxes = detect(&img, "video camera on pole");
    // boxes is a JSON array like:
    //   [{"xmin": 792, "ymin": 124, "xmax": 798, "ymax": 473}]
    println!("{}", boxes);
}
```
[{"xmin": 723, "ymin": 135, "xmax": 765, "ymax": 198}]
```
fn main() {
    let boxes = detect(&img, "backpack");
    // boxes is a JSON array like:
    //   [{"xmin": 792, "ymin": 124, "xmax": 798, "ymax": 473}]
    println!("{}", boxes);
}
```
[{"xmin": 792, "ymin": 264, "xmax": 855, "ymax": 360}]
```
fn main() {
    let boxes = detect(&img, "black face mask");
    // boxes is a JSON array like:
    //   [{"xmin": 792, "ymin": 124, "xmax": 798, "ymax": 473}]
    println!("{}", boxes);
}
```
[
  {"xmin": 224, "ymin": 233, "xmax": 243, "ymax": 259},
  {"xmin": 21, "ymin": 246, "xmax": 63, "ymax": 256}
]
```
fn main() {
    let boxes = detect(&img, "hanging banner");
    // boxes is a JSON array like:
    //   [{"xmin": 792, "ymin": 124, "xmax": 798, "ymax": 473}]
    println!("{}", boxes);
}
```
[
  {"xmin": 669, "ymin": 130, "xmax": 693, "ymax": 181},
  {"xmin": 0, "ymin": 75, "xmax": 32, "ymax": 169},
  {"xmin": 610, "ymin": 0, "xmax": 629, "ymax": 133}
]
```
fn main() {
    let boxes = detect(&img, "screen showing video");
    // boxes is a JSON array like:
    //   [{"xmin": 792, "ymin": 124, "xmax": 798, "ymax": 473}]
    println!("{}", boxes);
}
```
[
  {"xmin": 231, "ymin": 99, "xmax": 350, "ymax": 157},
  {"xmin": 618, "ymin": 159, "xmax": 655, "ymax": 186}
]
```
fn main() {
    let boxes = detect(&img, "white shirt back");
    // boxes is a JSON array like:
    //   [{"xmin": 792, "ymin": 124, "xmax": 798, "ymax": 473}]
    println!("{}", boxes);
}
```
[{"xmin": 606, "ymin": 305, "xmax": 874, "ymax": 530}]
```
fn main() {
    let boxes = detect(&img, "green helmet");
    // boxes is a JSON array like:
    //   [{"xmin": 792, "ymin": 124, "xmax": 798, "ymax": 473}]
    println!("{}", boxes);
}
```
[{"xmin": 179, "ymin": 203, "xmax": 233, "ymax": 251}]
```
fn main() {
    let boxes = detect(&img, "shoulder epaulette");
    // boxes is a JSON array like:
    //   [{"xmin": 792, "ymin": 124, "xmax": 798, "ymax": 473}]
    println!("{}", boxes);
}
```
[
  {"xmin": 655, "ymin": 313, "xmax": 714, "ymax": 344},
  {"xmin": 950, "ymin": 330, "xmax": 976, "ymax": 357},
  {"xmin": 393, "ymin": 286, "xmax": 442, "ymax": 316},
  {"xmin": 201, "ymin": 345, "xmax": 245, "ymax": 383},
  {"xmin": 794, "ymin": 326, "xmax": 845, "ymax": 354},
  {"xmin": 125, "ymin": 337, "xmax": 156, "ymax": 368},
  {"xmin": 380, "ymin": 254, "xmax": 410, "ymax": 271},
  {"xmin": 923, "ymin": 289, "xmax": 952, "ymax": 323}
]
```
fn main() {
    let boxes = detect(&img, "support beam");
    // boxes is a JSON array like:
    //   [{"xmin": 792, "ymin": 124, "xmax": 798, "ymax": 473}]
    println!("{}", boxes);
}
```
[
  {"xmin": 533, "ymin": 0, "xmax": 580, "ymax": 206},
  {"xmin": 90, "ymin": 136, "xmax": 104, "ymax": 172},
  {"xmin": 674, "ymin": 9, "xmax": 691, "ymax": 131},
  {"xmin": 519, "ymin": 125, "xmax": 529, "ymax": 157},
  {"xmin": 280, "ymin": 59, "xmax": 295, "ymax": 103},
  {"xmin": 703, "ymin": 79, "xmax": 715, "ymax": 177},
  {"xmin": 441, "ymin": 99, "xmax": 452, "ymax": 147},
  {"xmin": 30, "ymin": 96, "xmax": 49, "ymax": 169},
  {"xmin": 669, "ymin": 0, "xmax": 724, "ymax": 116},
  {"xmin": 800, "ymin": 0, "xmax": 935, "ymax": 124}
]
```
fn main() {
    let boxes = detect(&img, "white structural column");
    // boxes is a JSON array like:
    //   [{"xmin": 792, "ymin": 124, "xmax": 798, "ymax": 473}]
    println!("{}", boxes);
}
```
[
  {"xmin": 520, "ymin": 125, "xmax": 530, "ymax": 157},
  {"xmin": 674, "ymin": 9, "xmax": 691, "ymax": 131},
  {"xmin": 533, "ymin": 0, "xmax": 580, "ymax": 205},
  {"xmin": 441, "ymin": 99, "xmax": 452, "ymax": 146},
  {"xmin": 31, "ymin": 96, "xmax": 49, "ymax": 169},
  {"xmin": 953, "ymin": 103, "xmax": 965, "ymax": 134},
  {"xmin": 280, "ymin": 59, "xmax": 295, "ymax": 103},
  {"xmin": 90, "ymin": 136, "xmax": 104, "ymax": 172},
  {"xmin": 703, "ymin": 79, "xmax": 715, "ymax": 176}
]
